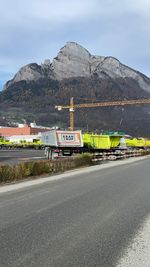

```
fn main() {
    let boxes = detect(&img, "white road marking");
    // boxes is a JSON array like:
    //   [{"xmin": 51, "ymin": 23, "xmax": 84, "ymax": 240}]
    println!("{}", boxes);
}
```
[
  {"xmin": 116, "ymin": 215, "xmax": 150, "ymax": 267},
  {"xmin": 0, "ymin": 156, "xmax": 149, "ymax": 194}
]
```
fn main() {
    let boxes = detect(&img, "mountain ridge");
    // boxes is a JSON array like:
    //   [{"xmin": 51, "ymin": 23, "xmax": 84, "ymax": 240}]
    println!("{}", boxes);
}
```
[
  {"xmin": 4, "ymin": 41, "xmax": 150, "ymax": 92},
  {"xmin": 1, "ymin": 42, "xmax": 150, "ymax": 136}
]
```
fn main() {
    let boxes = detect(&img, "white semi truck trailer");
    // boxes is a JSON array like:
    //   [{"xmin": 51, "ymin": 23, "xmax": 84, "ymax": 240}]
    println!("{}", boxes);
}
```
[{"xmin": 41, "ymin": 130, "xmax": 83, "ymax": 159}]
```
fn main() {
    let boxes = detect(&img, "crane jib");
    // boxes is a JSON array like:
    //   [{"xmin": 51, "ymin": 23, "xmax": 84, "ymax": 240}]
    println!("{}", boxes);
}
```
[{"xmin": 55, "ymin": 97, "xmax": 150, "ymax": 130}]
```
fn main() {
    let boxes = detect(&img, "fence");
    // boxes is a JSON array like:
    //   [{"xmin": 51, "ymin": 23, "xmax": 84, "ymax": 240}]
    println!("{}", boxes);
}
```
[{"xmin": 92, "ymin": 149, "xmax": 148, "ymax": 162}]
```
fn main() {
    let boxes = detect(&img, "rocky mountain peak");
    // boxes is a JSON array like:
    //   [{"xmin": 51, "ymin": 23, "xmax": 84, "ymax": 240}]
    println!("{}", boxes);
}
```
[
  {"xmin": 4, "ymin": 63, "xmax": 44, "ymax": 89},
  {"xmin": 14, "ymin": 63, "xmax": 43, "ymax": 82},
  {"xmin": 51, "ymin": 42, "xmax": 91, "ymax": 80},
  {"xmin": 58, "ymin": 41, "xmax": 91, "ymax": 58},
  {"xmin": 3, "ymin": 41, "xmax": 150, "ymax": 93}
]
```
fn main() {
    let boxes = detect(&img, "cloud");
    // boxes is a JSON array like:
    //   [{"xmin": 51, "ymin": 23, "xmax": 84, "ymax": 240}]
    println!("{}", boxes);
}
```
[
  {"xmin": 0, "ymin": 0, "xmax": 150, "ymax": 88},
  {"xmin": 0, "ymin": 0, "xmax": 95, "ymax": 28}
]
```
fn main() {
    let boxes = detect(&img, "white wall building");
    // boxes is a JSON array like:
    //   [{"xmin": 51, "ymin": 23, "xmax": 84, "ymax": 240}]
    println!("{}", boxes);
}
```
[{"xmin": 8, "ymin": 134, "xmax": 41, "ymax": 143}]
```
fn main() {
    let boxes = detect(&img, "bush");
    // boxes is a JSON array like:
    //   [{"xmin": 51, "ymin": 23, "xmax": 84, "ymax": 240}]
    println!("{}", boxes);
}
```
[
  {"xmin": 29, "ymin": 161, "xmax": 50, "ymax": 176},
  {"xmin": 0, "ymin": 154, "xmax": 93, "ymax": 184},
  {"xmin": 0, "ymin": 165, "xmax": 13, "ymax": 182},
  {"xmin": 74, "ymin": 153, "xmax": 93, "ymax": 167},
  {"xmin": 140, "ymin": 150, "xmax": 150, "ymax": 156}
]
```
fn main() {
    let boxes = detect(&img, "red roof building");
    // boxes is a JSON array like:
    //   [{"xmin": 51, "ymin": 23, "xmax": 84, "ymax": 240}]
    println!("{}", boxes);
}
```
[{"xmin": 0, "ymin": 124, "xmax": 51, "ymax": 137}]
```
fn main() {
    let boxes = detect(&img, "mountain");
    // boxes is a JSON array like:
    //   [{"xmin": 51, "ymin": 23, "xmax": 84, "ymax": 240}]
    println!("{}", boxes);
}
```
[
  {"xmin": 4, "ymin": 42, "xmax": 150, "ymax": 92},
  {"xmin": 1, "ymin": 42, "xmax": 150, "ymax": 136}
]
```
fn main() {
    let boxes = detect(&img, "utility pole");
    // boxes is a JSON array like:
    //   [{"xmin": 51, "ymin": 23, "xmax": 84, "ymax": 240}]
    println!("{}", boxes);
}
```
[{"xmin": 69, "ymin": 97, "xmax": 74, "ymax": 131}]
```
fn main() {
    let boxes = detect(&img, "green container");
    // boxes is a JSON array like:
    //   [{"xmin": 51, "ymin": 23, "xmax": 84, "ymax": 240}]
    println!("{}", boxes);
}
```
[
  {"xmin": 145, "ymin": 139, "xmax": 150, "ymax": 147},
  {"xmin": 83, "ymin": 133, "xmax": 122, "ymax": 149},
  {"xmin": 125, "ymin": 138, "xmax": 146, "ymax": 147}
]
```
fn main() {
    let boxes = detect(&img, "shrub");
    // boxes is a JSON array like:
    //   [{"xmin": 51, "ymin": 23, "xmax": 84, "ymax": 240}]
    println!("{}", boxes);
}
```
[
  {"xmin": 30, "ymin": 161, "xmax": 50, "ymax": 176},
  {"xmin": 0, "ymin": 154, "xmax": 93, "ymax": 184},
  {"xmin": 0, "ymin": 165, "xmax": 13, "ymax": 182},
  {"xmin": 74, "ymin": 153, "xmax": 93, "ymax": 167}
]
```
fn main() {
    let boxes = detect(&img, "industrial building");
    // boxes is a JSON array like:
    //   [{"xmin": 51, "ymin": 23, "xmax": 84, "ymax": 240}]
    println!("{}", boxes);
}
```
[{"xmin": 0, "ymin": 123, "xmax": 51, "ymax": 137}]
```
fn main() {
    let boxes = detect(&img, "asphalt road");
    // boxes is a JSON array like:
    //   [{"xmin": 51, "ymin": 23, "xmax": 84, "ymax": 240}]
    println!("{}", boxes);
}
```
[
  {"xmin": 0, "ymin": 158, "xmax": 150, "ymax": 266},
  {"xmin": 0, "ymin": 149, "xmax": 45, "ymax": 164}
]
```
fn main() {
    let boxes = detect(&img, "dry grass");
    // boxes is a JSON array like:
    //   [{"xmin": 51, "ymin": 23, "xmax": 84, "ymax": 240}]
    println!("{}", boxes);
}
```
[{"xmin": 0, "ymin": 153, "xmax": 93, "ymax": 184}]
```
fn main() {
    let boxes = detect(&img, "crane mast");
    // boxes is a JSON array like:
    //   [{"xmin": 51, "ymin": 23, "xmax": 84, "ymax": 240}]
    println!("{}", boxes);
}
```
[
  {"xmin": 55, "ymin": 97, "xmax": 150, "ymax": 131},
  {"xmin": 69, "ymin": 97, "xmax": 74, "ymax": 131}
]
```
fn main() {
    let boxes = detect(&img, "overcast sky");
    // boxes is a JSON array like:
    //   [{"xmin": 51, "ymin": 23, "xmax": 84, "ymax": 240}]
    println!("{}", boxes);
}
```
[{"xmin": 0, "ymin": 0, "xmax": 150, "ymax": 89}]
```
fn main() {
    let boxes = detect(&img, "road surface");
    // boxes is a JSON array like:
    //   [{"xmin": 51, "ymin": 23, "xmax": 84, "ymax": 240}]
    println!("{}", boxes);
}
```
[
  {"xmin": 0, "ymin": 157, "xmax": 150, "ymax": 266},
  {"xmin": 0, "ymin": 149, "xmax": 45, "ymax": 165}
]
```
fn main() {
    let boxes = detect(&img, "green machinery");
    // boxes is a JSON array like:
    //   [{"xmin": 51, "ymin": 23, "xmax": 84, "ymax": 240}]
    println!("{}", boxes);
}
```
[
  {"xmin": 83, "ymin": 133, "xmax": 122, "ymax": 150},
  {"xmin": 83, "ymin": 133, "xmax": 150, "ymax": 150}
]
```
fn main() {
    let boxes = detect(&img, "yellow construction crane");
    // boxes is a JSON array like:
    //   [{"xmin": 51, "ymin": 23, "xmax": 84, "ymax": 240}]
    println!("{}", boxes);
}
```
[{"xmin": 55, "ymin": 97, "xmax": 150, "ymax": 131}]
